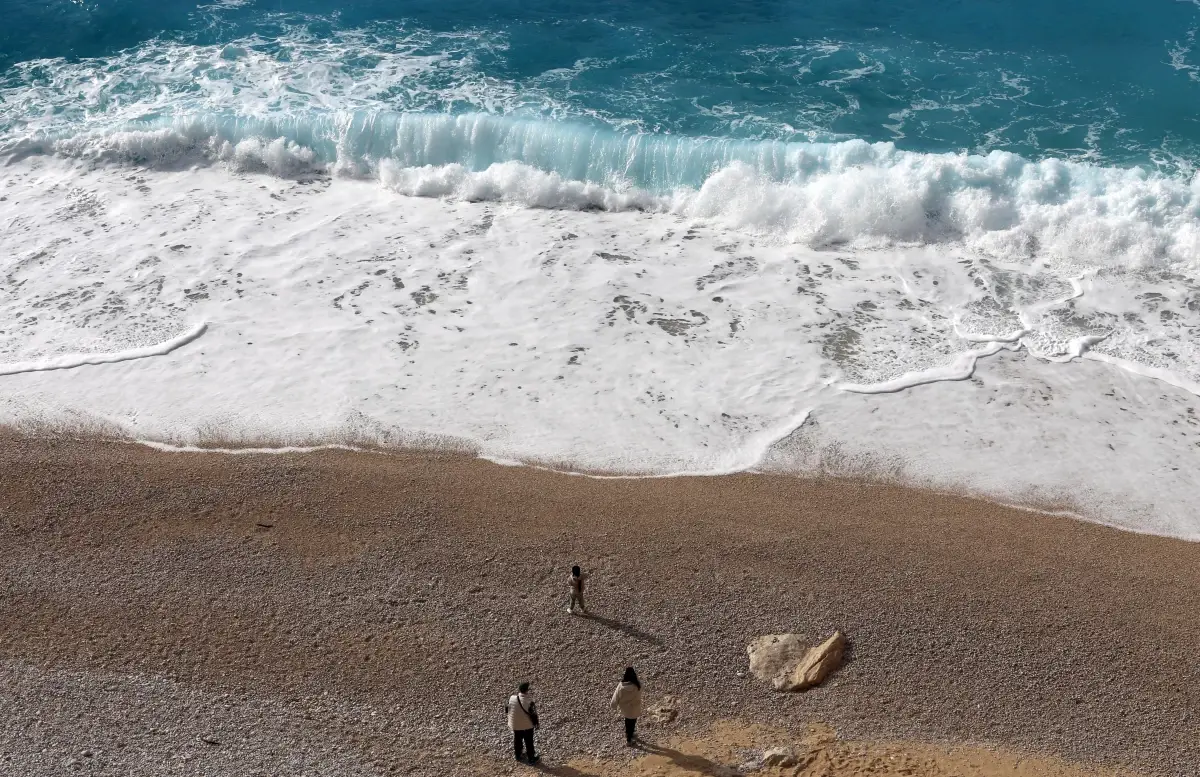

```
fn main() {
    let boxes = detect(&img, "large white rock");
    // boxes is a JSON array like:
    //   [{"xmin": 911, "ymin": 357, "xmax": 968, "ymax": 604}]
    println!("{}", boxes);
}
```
[{"xmin": 746, "ymin": 631, "xmax": 847, "ymax": 692}]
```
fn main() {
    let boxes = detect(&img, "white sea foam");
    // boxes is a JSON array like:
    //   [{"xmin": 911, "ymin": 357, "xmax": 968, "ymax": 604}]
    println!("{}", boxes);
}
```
[{"xmin": 1, "ymin": 157, "xmax": 1199, "ymax": 539}]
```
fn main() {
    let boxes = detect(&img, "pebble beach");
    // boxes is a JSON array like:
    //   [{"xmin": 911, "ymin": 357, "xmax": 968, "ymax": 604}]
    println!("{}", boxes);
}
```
[{"xmin": 2, "ymin": 436, "xmax": 1196, "ymax": 776}]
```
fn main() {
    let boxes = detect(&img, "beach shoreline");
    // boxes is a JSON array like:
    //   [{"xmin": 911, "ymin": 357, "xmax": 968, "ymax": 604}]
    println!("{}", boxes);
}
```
[
  {"xmin": 6, "ymin": 155, "xmax": 1200, "ymax": 542},
  {"xmin": 1, "ymin": 435, "xmax": 1196, "ymax": 776}
]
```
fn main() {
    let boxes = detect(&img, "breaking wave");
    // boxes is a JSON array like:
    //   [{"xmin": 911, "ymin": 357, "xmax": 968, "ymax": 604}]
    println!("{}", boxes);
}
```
[{"xmin": 8, "ymin": 111, "xmax": 1200, "ymax": 265}]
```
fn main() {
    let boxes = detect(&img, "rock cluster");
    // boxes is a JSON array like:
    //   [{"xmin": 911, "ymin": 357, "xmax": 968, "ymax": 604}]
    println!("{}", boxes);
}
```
[{"xmin": 647, "ymin": 695, "xmax": 681, "ymax": 724}]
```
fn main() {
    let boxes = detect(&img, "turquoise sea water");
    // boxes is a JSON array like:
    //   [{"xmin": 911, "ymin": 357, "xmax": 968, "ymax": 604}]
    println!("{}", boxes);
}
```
[{"xmin": 4, "ymin": 0, "xmax": 1200, "ymax": 179}]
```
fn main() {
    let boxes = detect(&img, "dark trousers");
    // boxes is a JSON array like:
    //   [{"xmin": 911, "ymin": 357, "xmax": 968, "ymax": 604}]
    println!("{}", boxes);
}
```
[
  {"xmin": 513, "ymin": 728, "xmax": 537, "ymax": 761},
  {"xmin": 624, "ymin": 717, "xmax": 637, "ymax": 743}
]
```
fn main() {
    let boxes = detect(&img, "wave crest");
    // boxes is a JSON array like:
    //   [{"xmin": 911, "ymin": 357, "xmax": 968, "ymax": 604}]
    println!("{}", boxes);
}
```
[{"xmin": 7, "ymin": 111, "xmax": 1200, "ymax": 265}]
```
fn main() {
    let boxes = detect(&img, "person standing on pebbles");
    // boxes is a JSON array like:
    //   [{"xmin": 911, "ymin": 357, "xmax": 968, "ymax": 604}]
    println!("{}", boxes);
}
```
[
  {"xmin": 610, "ymin": 667, "xmax": 643, "ymax": 746},
  {"xmin": 506, "ymin": 682, "xmax": 540, "ymax": 764},
  {"xmin": 567, "ymin": 565, "xmax": 588, "ymax": 615}
]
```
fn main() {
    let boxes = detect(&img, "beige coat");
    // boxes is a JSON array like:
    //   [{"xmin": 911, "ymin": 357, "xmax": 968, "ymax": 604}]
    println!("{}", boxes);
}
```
[{"xmin": 610, "ymin": 681, "xmax": 642, "ymax": 718}]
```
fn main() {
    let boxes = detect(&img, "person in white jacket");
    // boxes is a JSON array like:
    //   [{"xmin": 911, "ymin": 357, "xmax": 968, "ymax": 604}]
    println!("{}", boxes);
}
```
[
  {"xmin": 506, "ymin": 682, "xmax": 540, "ymax": 763},
  {"xmin": 610, "ymin": 667, "xmax": 642, "ymax": 745}
]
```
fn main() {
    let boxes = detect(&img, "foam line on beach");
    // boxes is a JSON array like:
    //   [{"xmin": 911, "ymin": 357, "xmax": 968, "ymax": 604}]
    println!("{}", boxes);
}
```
[
  {"xmin": 134, "ymin": 440, "xmax": 370, "ymax": 456},
  {"xmin": 1082, "ymin": 351, "xmax": 1200, "ymax": 398},
  {"xmin": 835, "ymin": 271, "xmax": 1162, "ymax": 396},
  {"xmin": 1033, "ymin": 333, "xmax": 1109, "ymax": 364},
  {"xmin": 955, "ymin": 327, "xmax": 1028, "ymax": 344},
  {"xmin": 0, "ymin": 323, "xmax": 208, "ymax": 377},
  {"xmin": 136, "ymin": 421, "xmax": 1200, "ymax": 542},
  {"xmin": 837, "ymin": 342, "xmax": 1015, "ymax": 394},
  {"xmin": 137, "ymin": 409, "xmax": 816, "ymax": 478},
  {"xmin": 481, "ymin": 410, "xmax": 814, "ymax": 479}
]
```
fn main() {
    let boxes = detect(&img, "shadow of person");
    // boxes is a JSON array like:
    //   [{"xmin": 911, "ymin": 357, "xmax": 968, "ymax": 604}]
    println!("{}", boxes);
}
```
[
  {"xmin": 632, "ymin": 741, "xmax": 727, "ymax": 775},
  {"xmin": 532, "ymin": 762, "xmax": 600, "ymax": 777},
  {"xmin": 527, "ymin": 742, "xmax": 727, "ymax": 777},
  {"xmin": 582, "ymin": 613, "xmax": 665, "ymax": 647}
]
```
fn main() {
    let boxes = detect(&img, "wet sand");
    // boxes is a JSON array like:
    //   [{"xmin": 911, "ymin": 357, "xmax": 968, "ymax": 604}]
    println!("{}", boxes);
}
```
[{"xmin": 1, "ymin": 436, "xmax": 1197, "ymax": 776}]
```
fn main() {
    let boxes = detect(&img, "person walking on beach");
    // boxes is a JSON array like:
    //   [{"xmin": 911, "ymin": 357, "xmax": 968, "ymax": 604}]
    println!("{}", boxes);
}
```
[
  {"xmin": 506, "ymin": 682, "xmax": 540, "ymax": 763},
  {"xmin": 610, "ymin": 667, "xmax": 642, "ymax": 746},
  {"xmin": 567, "ymin": 565, "xmax": 587, "ymax": 615}
]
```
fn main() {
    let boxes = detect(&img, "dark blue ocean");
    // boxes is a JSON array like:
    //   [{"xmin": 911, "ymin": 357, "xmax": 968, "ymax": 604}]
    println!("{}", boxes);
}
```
[{"xmin": 4, "ymin": 0, "xmax": 1200, "ymax": 178}]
